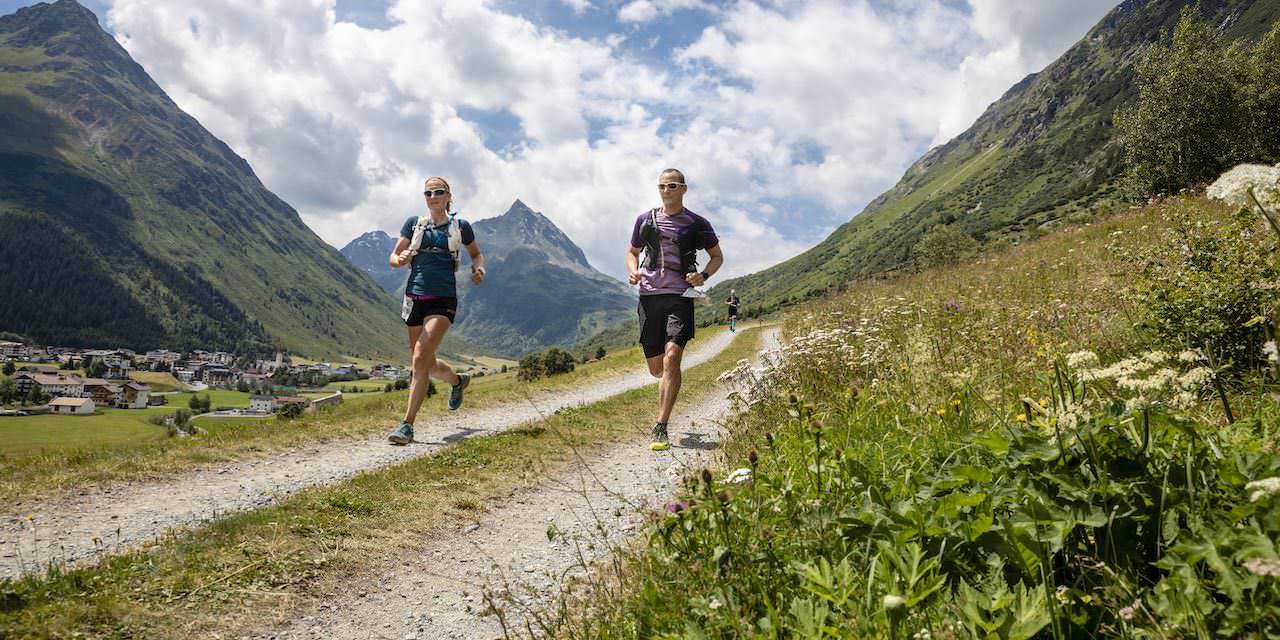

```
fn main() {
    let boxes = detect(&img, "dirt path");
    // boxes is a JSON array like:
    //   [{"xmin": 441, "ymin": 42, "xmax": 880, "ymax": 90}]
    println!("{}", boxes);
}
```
[
  {"xmin": 0, "ymin": 331, "xmax": 739, "ymax": 579},
  {"xmin": 251, "ymin": 328, "xmax": 780, "ymax": 640}
]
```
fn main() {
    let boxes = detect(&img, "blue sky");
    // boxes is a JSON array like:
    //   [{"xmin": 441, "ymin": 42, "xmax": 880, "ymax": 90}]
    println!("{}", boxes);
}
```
[{"xmin": 1, "ymin": 0, "xmax": 1119, "ymax": 280}]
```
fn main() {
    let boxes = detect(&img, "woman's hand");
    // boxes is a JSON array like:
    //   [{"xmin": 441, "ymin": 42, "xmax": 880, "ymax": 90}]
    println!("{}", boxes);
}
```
[
  {"xmin": 471, "ymin": 266, "xmax": 486, "ymax": 285},
  {"xmin": 391, "ymin": 250, "xmax": 414, "ymax": 268}
]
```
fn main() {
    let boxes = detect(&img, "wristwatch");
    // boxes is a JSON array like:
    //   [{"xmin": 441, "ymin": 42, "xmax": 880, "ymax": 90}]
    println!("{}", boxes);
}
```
[{"xmin": 699, "ymin": 270, "xmax": 710, "ymax": 281}]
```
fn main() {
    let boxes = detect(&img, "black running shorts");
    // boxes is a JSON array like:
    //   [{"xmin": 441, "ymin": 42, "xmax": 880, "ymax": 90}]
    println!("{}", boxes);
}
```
[
  {"xmin": 402, "ymin": 296, "xmax": 457, "ymax": 326},
  {"xmin": 637, "ymin": 294, "xmax": 695, "ymax": 358}
]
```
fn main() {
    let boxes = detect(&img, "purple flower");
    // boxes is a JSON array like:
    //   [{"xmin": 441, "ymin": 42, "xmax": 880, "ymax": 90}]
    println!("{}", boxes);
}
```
[
  {"xmin": 944, "ymin": 300, "xmax": 961, "ymax": 312},
  {"xmin": 665, "ymin": 500, "xmax": 688, "ymax": 514}
]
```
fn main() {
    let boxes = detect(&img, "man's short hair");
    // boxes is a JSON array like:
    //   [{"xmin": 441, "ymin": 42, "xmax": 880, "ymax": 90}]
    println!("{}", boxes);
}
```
[{"xmin": 659, "ymin": 168, "xmax": 686, "ymax": 184}]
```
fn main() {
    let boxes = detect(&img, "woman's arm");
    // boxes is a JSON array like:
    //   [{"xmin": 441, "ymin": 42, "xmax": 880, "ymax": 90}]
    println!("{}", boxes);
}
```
[
  {"xmin": 389, "ymin": 236, "xmax": 412, "ymax": 268},
  {"xmin": 466, "ymin": 241, "xmax": 485, "ymax": 284}
]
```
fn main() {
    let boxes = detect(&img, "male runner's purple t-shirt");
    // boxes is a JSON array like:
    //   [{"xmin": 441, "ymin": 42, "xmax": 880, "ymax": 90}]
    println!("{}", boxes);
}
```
[{"xmin": 629, "ymin": 208, "xmax": 718, "ymax": 296}]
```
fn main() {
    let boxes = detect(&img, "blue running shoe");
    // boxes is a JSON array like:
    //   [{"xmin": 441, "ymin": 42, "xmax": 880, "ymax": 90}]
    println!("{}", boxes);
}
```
[
  {"xmin": 388, "ymin": 420, "xmax": 414, "ymax": 445},
  {"xmin": 448, "ymin": 374, "xmax": 471, "ymax": 411}
]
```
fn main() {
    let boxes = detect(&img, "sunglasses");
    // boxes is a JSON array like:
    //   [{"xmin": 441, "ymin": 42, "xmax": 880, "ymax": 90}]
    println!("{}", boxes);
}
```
[
  {"xmin": 657, "ymin": 182, "xmax": 685, "ymax": 191},
  {"xmin": 423, "ymin": 189, "xmax": 450, "ymax": 197}
]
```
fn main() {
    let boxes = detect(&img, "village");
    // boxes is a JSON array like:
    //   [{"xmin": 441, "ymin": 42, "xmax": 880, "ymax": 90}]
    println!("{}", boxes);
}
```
[{"xmin": 0, "ymin": 339, "xmax": 414, "ymax": 418}]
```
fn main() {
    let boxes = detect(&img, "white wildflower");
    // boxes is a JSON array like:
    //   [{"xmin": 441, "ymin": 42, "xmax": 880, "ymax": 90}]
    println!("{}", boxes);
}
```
[
  {"xmin": 708, "ymin": 596, "xmax": 723, "ymax": 610},
  {"xmin": 1247, "ymin": 477, "xmax": 1280, "ymax": 502},
  {"xmin": 723, "ymin": 468, "xmax": 753, "ymax": 484},
  {"xmin": 1142, "ymin": 351, "xmax": 1170, "ymax": 364},
  {"xmin": 1119, "ymin": 599, "xmax": 1141, "ymax": 621},
  {"xmin": 1065, "ymin": 350, "xmax": 1100, "ymax": 369},
  {"xmin": 1206, "ymin": 163, "xmax": 1280, "ymax": 209},
  {"xmin": 1177, "ymin": 349, "xmax": 1203, "ymax": 363},
  {"xmin": 882, "ymin": 594, "xmax": 906, "ymax": 611},
  {"xmin": 1265, "ymin": 341, "xmax": 1279, "ymax": 365},
  {"xmin": 1243, "ymin": 558, "xmax": 1280, "ymax": 578},
  {"xmin": 1177, "ymin": 367, "xmax": 1214, "ymax": 390}
]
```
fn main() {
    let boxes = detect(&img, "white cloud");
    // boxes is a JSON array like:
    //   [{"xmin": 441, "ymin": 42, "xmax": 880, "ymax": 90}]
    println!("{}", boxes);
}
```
[
  {"xmin": 559, "ymin": 0, "xmax": 592, "ymax": 14},
  {"xmin": 618, "ymin": 0, "xmax": 709, "ymax": 23},
  {"xmin": 101, "ymin": 0, "xmax": 1119, "ymax": 282}
]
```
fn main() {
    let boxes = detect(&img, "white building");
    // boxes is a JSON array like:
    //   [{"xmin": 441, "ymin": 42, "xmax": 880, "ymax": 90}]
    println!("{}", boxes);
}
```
[
  {"xmin": 120, "ymin": 382, "xmax": 151, "ymax": 409},
  {"xmin": 0, "ymin": 340, "xmax": 28, "ymax": 358},
  {"xmin": 16, "ymin": 373, "xmax": 85, "ymax": 398},
  {"xmin": 48, "ymin": 397, "xmax": 95, "ymax": 415},
  {"xmin": 248, "ymin": 395, "xmax": 277, "ymax": 413}
]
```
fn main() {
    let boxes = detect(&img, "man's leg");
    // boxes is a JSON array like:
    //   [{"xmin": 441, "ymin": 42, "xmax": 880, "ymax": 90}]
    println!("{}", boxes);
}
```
[{"xmin": 657, "ymin": 341, "xmax": 684, "ymax": 424}]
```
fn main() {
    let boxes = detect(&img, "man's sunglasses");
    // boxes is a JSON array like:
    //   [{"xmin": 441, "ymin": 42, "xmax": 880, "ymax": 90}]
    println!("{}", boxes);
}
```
[
  {"xmin": 657, "ymin": 182, "xmax": 685, "ymax": 191},
  {"xmin": 423, "ymin": 189, "xmax": 450, "ymax": 197}
]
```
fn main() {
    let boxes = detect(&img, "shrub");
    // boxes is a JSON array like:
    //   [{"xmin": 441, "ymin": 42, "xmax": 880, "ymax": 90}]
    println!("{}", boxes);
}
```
[
  {"xmin": 912, "ymin": 223, "xmax": 979, "ymax": 269},
  {"xmin": 1124, "ymin": 199, "xmax": 1280, "ymax": 371}
]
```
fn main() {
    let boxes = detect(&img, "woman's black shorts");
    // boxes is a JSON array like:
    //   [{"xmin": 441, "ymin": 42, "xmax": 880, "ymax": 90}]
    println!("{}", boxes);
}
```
[
  {"xmin": 401, "ymin": 296, "xmax": 457, "ymax": 326},
  {"xmin": 637, "ymin": 294, "xmax": 695, "ymax": 358}
]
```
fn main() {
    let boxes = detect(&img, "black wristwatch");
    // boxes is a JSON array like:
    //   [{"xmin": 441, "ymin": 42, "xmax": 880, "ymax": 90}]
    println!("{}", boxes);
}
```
[{"xmin": 699, "ymin": 270, "xmax": 710, "ymax": 281}]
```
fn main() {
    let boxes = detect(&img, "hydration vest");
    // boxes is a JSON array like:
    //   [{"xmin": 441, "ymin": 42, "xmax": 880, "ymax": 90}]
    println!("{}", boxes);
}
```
[
  {"xmin": 408, "ymin": 212, "xmax": 464, "ymax": 272},
  {"xmin": 638, "ymin": 208, "xmax": 710, "ymax": 275}
]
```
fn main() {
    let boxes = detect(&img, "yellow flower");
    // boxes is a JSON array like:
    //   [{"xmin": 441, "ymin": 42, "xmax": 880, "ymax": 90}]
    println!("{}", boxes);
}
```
[
  {"xmin": 1015, "ymin": 414, "xmax": 1027, "ymax": 423},
  {"xmin": 1038, "ymin": 398, "xmax": 1049, "ymax": 408},
  {"xmin": 936, "ymin": 408, "xmax": 947, "ymax": 417},
  {"xmin": 951, "ymin": 399, "xmax": 962, "ymax": 407}
]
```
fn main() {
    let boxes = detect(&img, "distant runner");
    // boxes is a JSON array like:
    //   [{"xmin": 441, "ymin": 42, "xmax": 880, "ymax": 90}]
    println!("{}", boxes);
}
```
[
  {"xmin": 626, "ymin": 168, "xmax": 724, "ymax": 451},
  {"xmin": 726, "ymin": 289, "xmax": 740, "ymax": 333},
  {"xmin": 387, "ymin": 177, "xmax": 486, "ymax": 445}
]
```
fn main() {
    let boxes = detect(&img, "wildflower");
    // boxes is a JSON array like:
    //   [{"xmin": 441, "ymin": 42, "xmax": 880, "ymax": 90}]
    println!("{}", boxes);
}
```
[
  {"xmin": 1243, "ymin": 558, "xmax": 1280, "ymax": 577},
  {"xmin": 1119, "ymin": 599, "xmax": 1141, "ymax": 621},
  {"xmin": 882, "ymin": 594, "xmax": 906, "ymax": 611},
  {"xmin": 1038, "ymin": 398, "xmax": 1049, "ymax": 408},
  {"xmin": 1177, "ymin": 367, "xmax": 1213, "ymax": 389},
  {"xmin": 951, "ymin": 399, "xmax": 962, "ymax": 407},
  {"xmin": 1066, "ymin": 350, "xmax": 1099, "ymax": 369},
  {"xmin": 1247, "ymin": 477, "xmax": 1280, "ymax": 502},
  {"xmin": 701, "ymin": 468, "xmax": 713, "ymax": 485},
  {"xmin": 1206, "ymin": 163, "xmax": 1280, "ymax": 208},
  {"xmin": 724, "ymin": 468, "xmax": 753, "ymax": 484},
  {"xmin": 1055, "ymin": 585, "xmax": 1070, "ymax": 605},
  {"xmin": 936, "ymin": 408, "xmax": 947, "ymax": 417},
  {"xmin": 748, "ymin": 450, "xmax": 759, "ymax": 465},
  {"xmin": 1177, "ymin": 349, "xmax": 1202, "ymax": 363},
  {"xmin": 943, "ymin": 300, "xmax": 961, "ymax": 312},
  {"xmin": 1265, "ymin": 341, "xmax": 1279, "ymax": 365},
  {"xmin": 1015, "ymin": 413, "xmax": 1027, "ymax": 423},
  {"xmin": 708, "ymin": 596, "xmax": 723, "ymax": 610},
  {"xmin": 664, "ymin": 500, "xmax": 688, "ymax": 515}
]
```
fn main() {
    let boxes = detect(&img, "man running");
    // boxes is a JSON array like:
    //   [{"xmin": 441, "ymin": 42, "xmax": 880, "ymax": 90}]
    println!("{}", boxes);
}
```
[
  {"xmin": 626, "ymin": 168, "xmax": 723, "ymax": 451},
  {"xmin": 726, "ymin": 289, "xmax": 740, "ymax": 333}
]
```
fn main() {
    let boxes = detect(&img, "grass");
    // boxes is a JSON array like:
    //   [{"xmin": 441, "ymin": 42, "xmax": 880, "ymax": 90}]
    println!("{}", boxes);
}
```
[
  {"xmin": 0, "ymin": 407, "xmax": 169, "ymax": 456},
  {"xmin": 0, "ymin": 328, "xmax": 763, "ymax": 639},
  {"xmin": 541, "ymin": 196, "xmax": 1280, "ymax": 638},
  {"xmin": 0, "ymin": 329, "xmax": 726, "ymax": 504},
  {"xmin": 126, "ymin": 371, "xmax": 187, "ymax": 392}
]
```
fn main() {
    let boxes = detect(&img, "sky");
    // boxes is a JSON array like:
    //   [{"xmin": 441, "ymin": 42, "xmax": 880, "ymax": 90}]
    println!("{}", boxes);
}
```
[{"xmin": 1, "ymin": 0, "xmax": 1120, "ymax": 281}]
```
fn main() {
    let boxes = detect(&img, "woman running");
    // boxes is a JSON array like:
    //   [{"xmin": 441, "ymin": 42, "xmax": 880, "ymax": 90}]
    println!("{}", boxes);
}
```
[{"xmin": 387, "ymin": 176, "xmax": 485, "ymax": 445}]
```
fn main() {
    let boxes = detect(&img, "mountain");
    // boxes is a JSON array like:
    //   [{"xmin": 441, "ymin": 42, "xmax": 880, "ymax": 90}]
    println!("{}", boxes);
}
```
[
  {"xmin": 0, "ymin": 0, "xmax": 404, "ymax": 358},
  {"xmin": 340, "ymin": 230, "xmax": 403, "ymax": 294},
  {"xmin": 342, "ymin": 200, "xmax": 635, "ymax": 357},
  {"xmin": 710, "ymin": 0, "xmax": 1280, "ymax": 314}
]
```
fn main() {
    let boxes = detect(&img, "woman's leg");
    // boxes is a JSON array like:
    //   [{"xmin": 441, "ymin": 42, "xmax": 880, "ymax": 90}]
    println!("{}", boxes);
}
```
[{"xmin": 403, "ymin": 316, "xmax": 459, "ymax": 424}]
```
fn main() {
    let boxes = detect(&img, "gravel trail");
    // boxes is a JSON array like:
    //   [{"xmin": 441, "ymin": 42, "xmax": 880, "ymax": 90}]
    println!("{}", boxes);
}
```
[
  {"xmin": 0, "ymin": 330, "xmax": 738, "ymax": 579},
  {"xmin": 252, "ymin": 328, "xmax": 780, "ymax": 640}
]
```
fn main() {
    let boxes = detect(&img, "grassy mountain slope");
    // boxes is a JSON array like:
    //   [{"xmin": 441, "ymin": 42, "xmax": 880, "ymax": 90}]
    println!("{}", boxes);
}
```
[
  {"xmin": 710, "ymin": 0, "xmax": 1280, "ymax": 314},
  {"xmin": 0, "ymin": 0, "xmax": 404, "ymax": 358}
]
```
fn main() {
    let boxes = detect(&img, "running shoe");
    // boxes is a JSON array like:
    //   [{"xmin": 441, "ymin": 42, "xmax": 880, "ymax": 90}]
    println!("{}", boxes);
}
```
[
  {"xmin": 650, "ymin": 422, "xmax": 670, "ymax": 451},
  {"xmin": 388, "ymin": 420, "xmax": 414, "ymax": 445},
  {"xmin": 448, "ymin": 373, "xmax": 471, "ymax": 411}
]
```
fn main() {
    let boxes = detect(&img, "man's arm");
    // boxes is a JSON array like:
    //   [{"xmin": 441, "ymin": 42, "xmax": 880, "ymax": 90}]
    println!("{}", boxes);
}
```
[
  {"xmin": 686, "ymin": 244, "xmax": 723, "ymax": 287},
  {"xmin": 626, "ymin": 246, "xmax": 642, "ymax": 285}
]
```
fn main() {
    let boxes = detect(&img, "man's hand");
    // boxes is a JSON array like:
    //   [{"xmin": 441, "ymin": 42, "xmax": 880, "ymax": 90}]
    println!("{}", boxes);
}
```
[
  {"xmin": 685, "ymin": 272, "xmax": 705, "ymax": 287},
  {"xmin": 471, "ymin": 267, "xmax": 485, "ymax": 285},
  {"xmin": 628, "ymin": 271, "xmax": 641, "ymax": 285}
]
